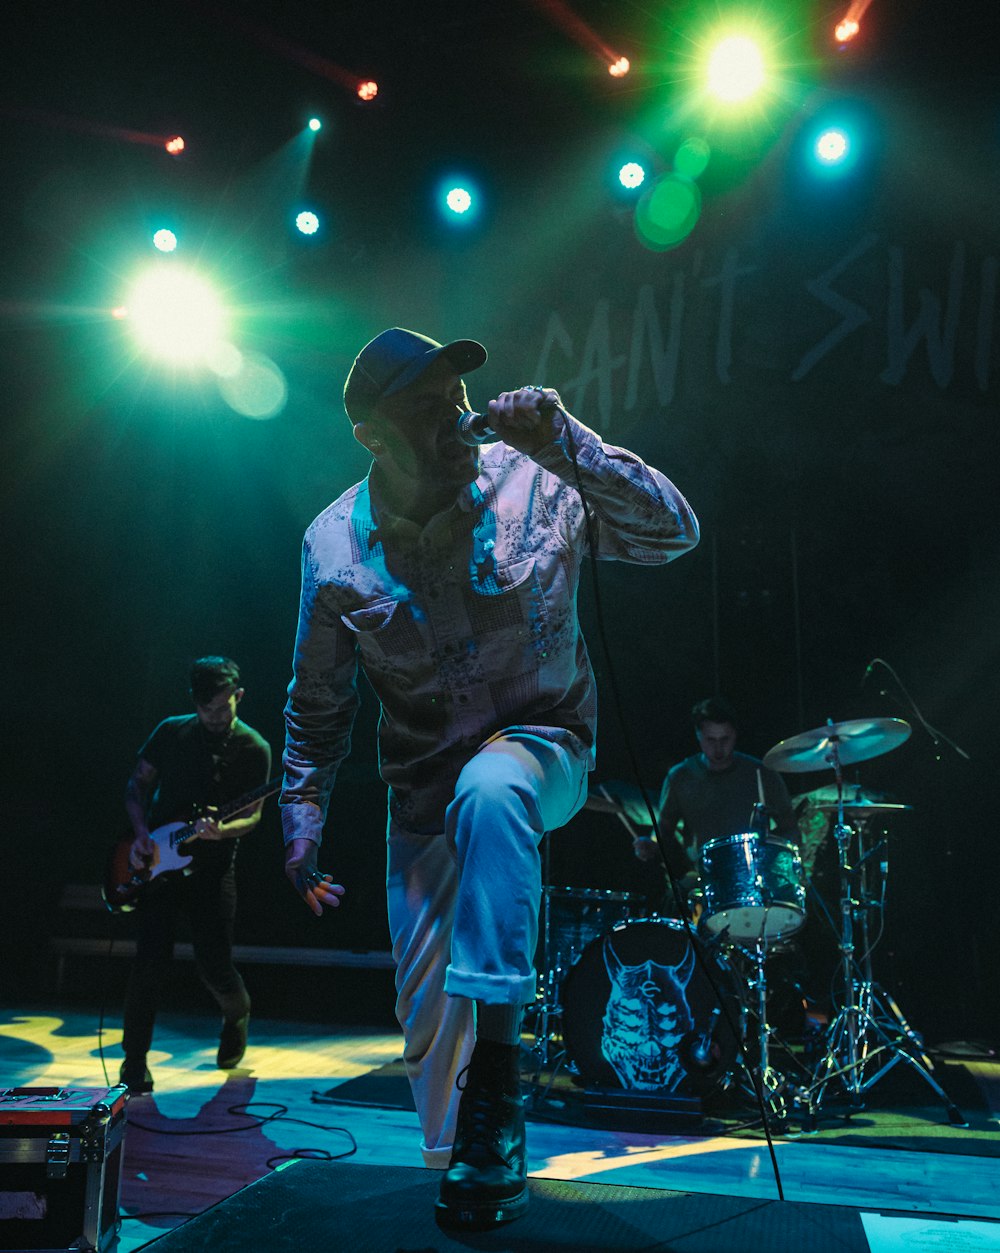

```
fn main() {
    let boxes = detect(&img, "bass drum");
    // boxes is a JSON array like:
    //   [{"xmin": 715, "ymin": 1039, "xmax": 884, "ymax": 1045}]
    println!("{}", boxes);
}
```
[{"xmin": 561, "ymin": 918, "xmax": 741, "ymax": 1098}]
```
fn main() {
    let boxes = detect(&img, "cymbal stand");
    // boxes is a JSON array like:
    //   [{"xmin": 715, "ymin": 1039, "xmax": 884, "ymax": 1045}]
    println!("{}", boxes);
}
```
[{"xmin": 806, "ymin": 732, "xmax": 965, "ymax": 1124}]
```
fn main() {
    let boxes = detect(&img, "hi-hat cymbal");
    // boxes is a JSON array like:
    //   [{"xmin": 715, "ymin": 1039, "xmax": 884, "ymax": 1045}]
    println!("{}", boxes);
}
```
[{"xmin": 763, "ymin": 718, "xmax": 912, "ymax": 773}]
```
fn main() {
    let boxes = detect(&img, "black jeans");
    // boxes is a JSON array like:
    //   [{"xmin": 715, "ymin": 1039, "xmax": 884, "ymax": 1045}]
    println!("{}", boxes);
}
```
[{"xmin": 122, "ymin": 864, "xmax": 250, "ymax": 1060}]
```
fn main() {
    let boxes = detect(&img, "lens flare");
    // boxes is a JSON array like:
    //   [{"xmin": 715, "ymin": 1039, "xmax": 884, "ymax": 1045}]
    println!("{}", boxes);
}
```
[
  {"xmin": 674, "ymin": 137, "xmax": 711, "ymax": 180},
  {"xmin": 635, "ymin": 175, "xmax": 702, "ymax": 252}
]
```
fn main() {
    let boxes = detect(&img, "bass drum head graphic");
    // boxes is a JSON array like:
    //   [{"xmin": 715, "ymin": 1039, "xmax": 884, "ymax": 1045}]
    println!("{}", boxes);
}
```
[{"xmin": 561, "ymin": 918, "xmax": 741, "ymax": 1097}]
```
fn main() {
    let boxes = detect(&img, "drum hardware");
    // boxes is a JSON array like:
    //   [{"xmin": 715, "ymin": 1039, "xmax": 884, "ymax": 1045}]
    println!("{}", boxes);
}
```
[
  {"xmin": 768, "ymin": 718, "xmax": 966, "ymax": 1125},
  {"xmin": 525, "ymin": 835, "xmax": 641, "ymax": 1073}
]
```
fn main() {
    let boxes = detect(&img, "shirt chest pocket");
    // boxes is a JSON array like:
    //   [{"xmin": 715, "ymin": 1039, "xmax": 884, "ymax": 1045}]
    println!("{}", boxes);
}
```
[
  {"xmin": 465, "ymin": 557, "xmax": 549, "ymax": 652},
  {"xmin": 340, "ymin": 597, "xmax": 426, "ymax": 664}
]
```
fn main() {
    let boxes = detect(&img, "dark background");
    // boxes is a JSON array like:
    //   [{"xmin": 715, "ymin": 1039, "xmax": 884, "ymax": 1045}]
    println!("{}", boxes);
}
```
[{"xmin": 2, "ymin": 1, "xmax": 997, "ymax": 1044}]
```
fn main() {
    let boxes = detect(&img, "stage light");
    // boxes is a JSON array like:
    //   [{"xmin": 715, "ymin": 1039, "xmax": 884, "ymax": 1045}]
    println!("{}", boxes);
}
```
[
  {"xmin": 152, "ymin": 228, "xmax": 178, "ymax": 253},
  {"xmin": 357, "ymin": 80, "xmax": 379, "ymax": 102},
  {"xmin": 295, "ymin": 210, "xmax": 320, "ymax": 235},
  {"xmin": 609, "ymin": 56, "xmax": 630, "ymax": 78},
  {"xmin": 705, "ymin": 34, "xmax": 766, "ymax": 103},
  {"xmin": 618, "ymin": 162, "xmax": 646, "ymax": 190},
  {"xmin": 165, "ymin": 135, "xmax": 185, "ymax": 155},
  {"xmin": 635, "ymin": 174, "xmax": 702, "ymax": 252},
  {"xmin": 445, "ymin": 186, "xmax": 473, "ymax": 215},
  {"xmin": 834, "ymin": 0, "xmax": 873, "ymax": 45},
  {"xmin": 307, "ymin": 117, "xmax": 322, "ymax": 132},
  {"xmin": 122, "ymin": 265, "xmax": 227, "ymax": 365},
  {"xmin": 815, "ymin": 128, "xmax": 849, "ymax": 164}
]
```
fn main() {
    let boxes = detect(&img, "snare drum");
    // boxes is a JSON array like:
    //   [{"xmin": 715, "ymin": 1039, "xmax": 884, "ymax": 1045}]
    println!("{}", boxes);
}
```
[
  {"xmin": 699, "ymin": 833, "xmax": 805, "ymax": 943},
  {"xmin": 561, "ymin": 918, "xmax": 740, "ymax": 1096}
]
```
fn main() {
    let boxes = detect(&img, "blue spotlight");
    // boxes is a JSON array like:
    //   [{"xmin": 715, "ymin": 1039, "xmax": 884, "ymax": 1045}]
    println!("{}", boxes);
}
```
[
  {"xmin": 445, "ymin": 186, "xmax": 473, "ymax": 215},
  {"xmin": 308, "ymin": 117, "xmax": 322, "ymax": 133},
  {"xmin": 436, "ymin": 176, "xmax": 482, "ymax": 228},
  {"xmin": 618, "ymin": 161, "xmax": 647, "ymax": 190},
  {"xmin": 152, "ymin": 228, "xmax": 178, "ymax": 253},
  {"xmin": 815, "ymin": 127, "xmax": 850, "ymax": 165},
  {"xmin": 295, "ymin": 210, "xmax": 320, "ymax": 236}
]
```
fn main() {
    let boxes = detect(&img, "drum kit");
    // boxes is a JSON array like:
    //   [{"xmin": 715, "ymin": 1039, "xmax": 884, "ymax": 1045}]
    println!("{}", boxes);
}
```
[{"xmin": 526, "ymin": 715, "xmax": 966, "ymax": 1129}]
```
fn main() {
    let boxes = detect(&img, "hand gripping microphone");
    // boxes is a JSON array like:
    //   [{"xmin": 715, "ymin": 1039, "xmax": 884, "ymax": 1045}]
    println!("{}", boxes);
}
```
[{"xmin": 456, "ymin": 390, "xmax": 559, "ymax": 446}]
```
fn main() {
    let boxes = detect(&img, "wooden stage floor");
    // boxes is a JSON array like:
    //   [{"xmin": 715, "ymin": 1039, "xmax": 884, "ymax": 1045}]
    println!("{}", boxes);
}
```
[{"xmin": 2, "ymin": 1005, "xmax": 999, "ymax": 1251}]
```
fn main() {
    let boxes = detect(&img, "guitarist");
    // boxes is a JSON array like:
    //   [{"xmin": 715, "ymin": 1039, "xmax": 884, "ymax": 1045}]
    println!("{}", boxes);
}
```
[{"xmin": 119, "ymin": 656, "xmax": 272, "ymax": 1094}]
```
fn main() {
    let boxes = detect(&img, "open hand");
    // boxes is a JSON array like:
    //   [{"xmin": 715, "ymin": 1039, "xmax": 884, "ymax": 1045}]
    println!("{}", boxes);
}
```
[{"xmin": 285, "ymin": 837, "xmax": 346, "ymax": 917}]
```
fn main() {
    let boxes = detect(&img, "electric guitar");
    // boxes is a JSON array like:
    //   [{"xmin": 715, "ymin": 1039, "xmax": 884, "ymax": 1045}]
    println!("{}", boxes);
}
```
[{"xmin": 102, "ymin": 777, "xmax": 282, "ymax": 913}]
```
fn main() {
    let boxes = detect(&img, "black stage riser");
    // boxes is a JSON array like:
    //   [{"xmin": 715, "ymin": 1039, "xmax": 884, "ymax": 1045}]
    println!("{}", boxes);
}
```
[{"xmin": 146, "ymin": 1159, "xmax": 873, "ymax": 1252}]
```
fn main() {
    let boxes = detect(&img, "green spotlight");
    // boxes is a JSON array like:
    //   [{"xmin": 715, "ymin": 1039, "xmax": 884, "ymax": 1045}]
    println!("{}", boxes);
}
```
[
  {"xmin": 123, "ymin": 265, "xmax": 227, "ymax": 365},
  {"xmin": 635, "ymin": 174, "xmax": 702, "ymax": 252},
  {"xmin": 705, "ymin": 33, "xmax": 766, "ymax": 103},
  {"xmin": 152, "ymin": 228, "xmax": 178, "ymax": 253},
  {"xmin": 308, "ymin": 117, "xmax": 322, "ymax": 132}
]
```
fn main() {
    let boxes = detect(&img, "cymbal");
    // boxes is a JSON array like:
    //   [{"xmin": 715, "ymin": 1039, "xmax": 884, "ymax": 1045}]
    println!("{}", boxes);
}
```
[
  {"xmin": 583, "ymin": 780, "xmax": 654, "ymax": 827},
  {"xmin": 763, "ymin": 718, "xmax": 912, "ymax": 773},
  {"xmin": 813, "ymin": 800, "xmax": 912, "ymax": 816}
]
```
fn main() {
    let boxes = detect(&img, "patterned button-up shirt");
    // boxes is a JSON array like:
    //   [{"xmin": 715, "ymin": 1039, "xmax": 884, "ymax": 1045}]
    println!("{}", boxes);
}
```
[{"xmin": 281, "ymin": 413, "xmax": 699, "ymax": 843}]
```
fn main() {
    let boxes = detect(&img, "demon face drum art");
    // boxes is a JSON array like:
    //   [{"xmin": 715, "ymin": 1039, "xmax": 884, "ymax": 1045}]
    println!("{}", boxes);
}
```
[{"xmin": 560, "ymin": 918, "xmax": 741, "ymax": 1097}]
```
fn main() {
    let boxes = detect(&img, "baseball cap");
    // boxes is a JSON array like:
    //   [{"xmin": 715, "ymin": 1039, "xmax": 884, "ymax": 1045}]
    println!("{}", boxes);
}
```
[{"xmin": 343, "ymin": 328, "xmax": 487, "ymax": 423}]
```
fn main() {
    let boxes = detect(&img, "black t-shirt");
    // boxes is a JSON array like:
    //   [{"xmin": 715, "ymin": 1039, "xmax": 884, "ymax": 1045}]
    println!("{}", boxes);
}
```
[
  {"xmin": 657, "ymin": 751, "xmax": 798, "ymax": 861},
  {"xmin": 139, "ymin": 715, "xmax": 272, "ymax": 873}
]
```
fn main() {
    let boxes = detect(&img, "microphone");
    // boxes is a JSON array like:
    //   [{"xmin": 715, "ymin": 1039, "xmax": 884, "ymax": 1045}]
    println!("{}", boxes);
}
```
[
  {"xmin": 685, "ymin": 1008, "xmax": 722, "ymax": 1069},
  {"xmin": 456, "ymin": 393, "xmax": 559, "ymax": 446},
  {"xmin": 456, "ymin": 410, "xmax": 498, "ymax": 446}
]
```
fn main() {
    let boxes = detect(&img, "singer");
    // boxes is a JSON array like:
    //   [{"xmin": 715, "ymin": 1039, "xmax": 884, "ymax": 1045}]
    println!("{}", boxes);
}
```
[{"xmin": 280, "ymin": 326, "xmax": 699, "ymax": 1230}]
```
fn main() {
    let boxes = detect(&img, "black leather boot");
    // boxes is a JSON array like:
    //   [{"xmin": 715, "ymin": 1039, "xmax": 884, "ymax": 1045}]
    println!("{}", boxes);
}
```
[
  {"xmin": 119, "ymin": 1058, "xmax": 153, "ymax": 1095},
  {"xmin": 217, "ymin": 1013, "xmax": 249, "ymax": 1069},
  {"xmin": 436, "ymin": 1039, "xmax": 528, "ymax": 1230}
]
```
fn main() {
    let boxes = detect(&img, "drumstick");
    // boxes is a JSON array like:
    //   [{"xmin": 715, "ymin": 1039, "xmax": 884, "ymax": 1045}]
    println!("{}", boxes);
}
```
[{"xmin": 597, "ymin": 784, "xmax": 642, "ymax": 841}]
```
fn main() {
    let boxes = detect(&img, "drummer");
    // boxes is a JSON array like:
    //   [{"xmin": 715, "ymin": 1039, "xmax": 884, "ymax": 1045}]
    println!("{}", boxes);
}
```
[{"xmin": 633, "ymin": 696, "xmax": 799, "ymax": 892}]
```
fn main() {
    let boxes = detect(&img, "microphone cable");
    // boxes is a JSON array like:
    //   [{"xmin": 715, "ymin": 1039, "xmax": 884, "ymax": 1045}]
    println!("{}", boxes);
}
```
[{"xmin": 557, "ymin": 409, "xmax": 787, "ymax": 1200}]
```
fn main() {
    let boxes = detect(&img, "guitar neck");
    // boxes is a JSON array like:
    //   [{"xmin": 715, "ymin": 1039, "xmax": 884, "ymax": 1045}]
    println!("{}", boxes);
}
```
[{"xmin": 175, "ymin": 777, "xmax": 282, "ymax": 847}]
